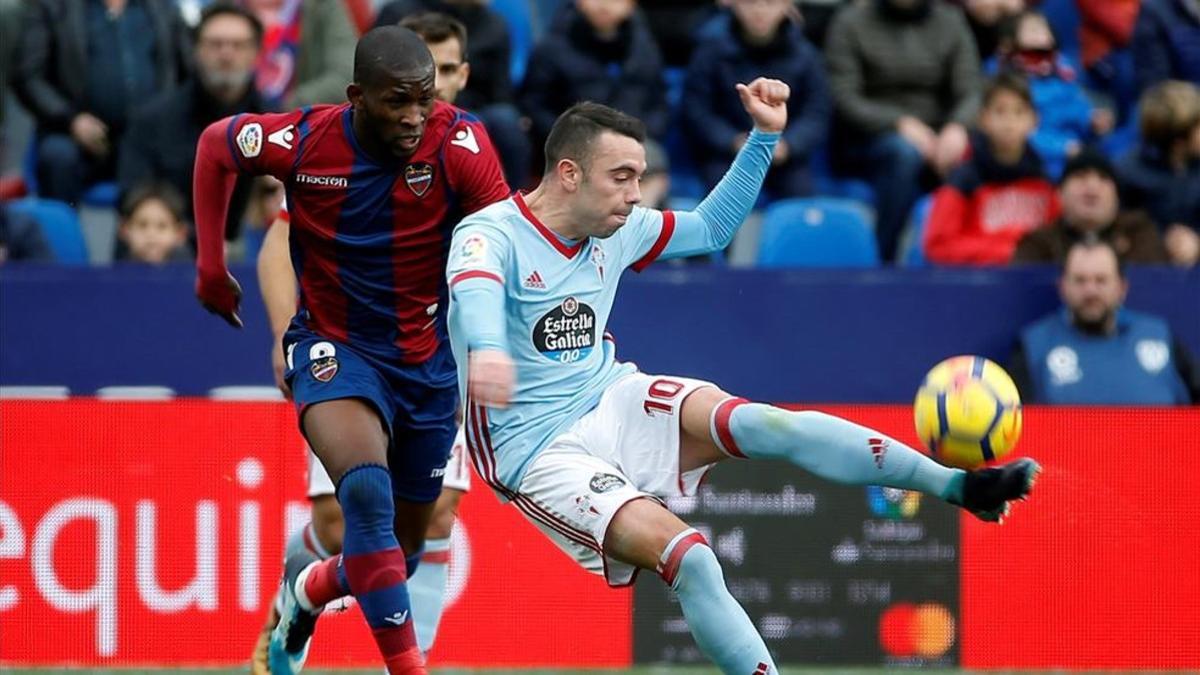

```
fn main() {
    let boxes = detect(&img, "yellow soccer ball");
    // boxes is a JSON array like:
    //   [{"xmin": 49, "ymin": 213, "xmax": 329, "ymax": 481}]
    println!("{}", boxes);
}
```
[{"xmin": 914, "ymin": 355, "xmax": 1022, "ymax": 468}]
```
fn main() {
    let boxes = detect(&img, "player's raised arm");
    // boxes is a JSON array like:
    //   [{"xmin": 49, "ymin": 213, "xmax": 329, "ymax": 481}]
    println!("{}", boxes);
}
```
[{"xmin": 631, "ymin": 78, "xmax": 790, "ymax": 266}]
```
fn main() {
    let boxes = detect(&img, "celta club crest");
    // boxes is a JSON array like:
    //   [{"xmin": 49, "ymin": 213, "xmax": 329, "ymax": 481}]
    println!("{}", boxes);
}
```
[{"xmin": 405, "ymin": 162, "xmax": 435, "ymax": 197}]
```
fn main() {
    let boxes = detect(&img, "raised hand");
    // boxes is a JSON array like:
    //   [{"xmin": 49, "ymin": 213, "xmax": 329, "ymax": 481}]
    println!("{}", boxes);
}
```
[{"xmin": 736, "ymin": 78, "xmax": 790, "ymax": 134}]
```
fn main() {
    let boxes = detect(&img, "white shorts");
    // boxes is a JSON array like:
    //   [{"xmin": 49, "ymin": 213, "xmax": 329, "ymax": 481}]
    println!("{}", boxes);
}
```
[
  {"xmin": 306, "ymin": 426, "xmax": 471, "ymax": 497},
  {"xmin": 513, "ymin": 372, "xmax": 718, "ymax": 586}
]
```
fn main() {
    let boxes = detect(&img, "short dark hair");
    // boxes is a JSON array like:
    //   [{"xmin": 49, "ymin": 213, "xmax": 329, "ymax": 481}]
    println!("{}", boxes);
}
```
[
  {"xmin": 354, "ymin": 25, "xmax": 433, "ymax": 87},
  {"xmin": 543, "ymin": 102, "xmax": 646, "ymax": 174},
  {"xmin": 1063, "ymin": 237, "xmax": 1126, "ymax": 279},
  {"xmin": 120, "ymin": 182, "xmax": 187, "ymax": 224},
  {"xmin": 400, "ymin": 12, "xmax": 468, "ymax": 62},
  {"xmin": 982, "ymin": 72, "xmax": 1035, "ymax": 109},
  {"xmin": 196, "ymin": 1, "xmax": 264, "ymax": 45}
]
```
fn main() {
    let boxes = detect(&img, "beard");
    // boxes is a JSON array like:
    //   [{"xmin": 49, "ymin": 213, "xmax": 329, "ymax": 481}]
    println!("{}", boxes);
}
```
[
  {"xmin": 200, "ymin": 67, "xmax": 254, "ymax": 95},
  {"xmin": 1070, "ymin": 306, "xmax": 1116, "ymax": 335}
]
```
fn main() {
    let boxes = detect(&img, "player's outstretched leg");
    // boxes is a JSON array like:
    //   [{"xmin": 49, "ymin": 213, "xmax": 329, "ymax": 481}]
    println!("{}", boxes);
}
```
[
  {"xmin": 693, "ymin": 393, "xmax": 1037, "ymax": 521},
  {"xmin": 608, "ymin": 499, "xmax": 777, "ymax": 674}
]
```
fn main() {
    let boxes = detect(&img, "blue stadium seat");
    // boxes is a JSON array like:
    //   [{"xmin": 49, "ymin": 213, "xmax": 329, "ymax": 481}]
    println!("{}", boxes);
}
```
[
  {"xmin": 899, "ymin": 193, "xmax": 934, "ymax": 267},
  {"xmin": 6, "ymin": 198, "xmax": 89, "ymax": 264},
  {"xmin": 491, "ymin": 0, "xmax": 535, "ymax": 85},
  {"xmin": 22, "ymin": 137, "xmax": 120, "ymax": 208},
  {"xmin": 756, "ymin": 197, "xmax": 880, "ymax": 268}
]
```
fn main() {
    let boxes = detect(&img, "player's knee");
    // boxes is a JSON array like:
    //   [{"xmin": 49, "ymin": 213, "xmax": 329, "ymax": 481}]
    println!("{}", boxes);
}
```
[
  {"xmin": 671, "ymin": 542, "xmax": 725, "ymax": 594},
  {"xmin": 336, "ymin": 464, "xmax": 394, "ymax": 526}
]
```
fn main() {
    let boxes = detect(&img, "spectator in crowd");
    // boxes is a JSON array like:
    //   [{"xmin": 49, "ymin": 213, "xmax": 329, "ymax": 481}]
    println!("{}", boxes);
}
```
[
  {"xmin": 996, "ymin": 9, "xmax": 1112, "ymax": 178},
  {"xmin": 375, "ymin": 0, "xmax": 530, "ymax": 184},
  {"xmin": 0, "ymin": 0, "xmax": 20, "ymax": 127},
  {"xmin": 521, "ymin": 0, "xmax": 669, "ymax": 147},
  {"xmin": 635, "ymin": 0, "xmax": 723, "ymax": 67},
  {"xmin": 243, "ymin": 0, "xmax": 357, "ymax": 108},
  {"xmin": 825, "ymin": 0, "xmax": 982, "ymax": 261},
  {"xmin": 0, "ymin": 204, "xmax": 54, "ymax": 264},
  {"xmin": 119, "ymin": 2, "xmax": 265, "ymax": 244},
  {"xmin": 1013, "ymin": 148, "xmax": 1167, "ymax": 263},
  {"xmin": 1011, "ymin": 239, "xmax": 1198, "ymax": 404},
  {"xmin": 116, "ymin": 183, "xmax": 192, "ymax": 264},
  {"xmin": 1133, "ymin": 0, "xmax": 1200, "ymax": 95},
  {"xmin": 951, "ymin": 0, "xmax": 1025, "ymax": 59},
  {"xmin": 925, "ymin": 73, "xmax": 1059, "ymax": 265},
  {"xmin": 12, "ymin": 0, "xmax": 191, "ymax": 205},
  {"xmin": 796, "ymin": 0, "xmax": 854, "ymax": 49},
  {"xmin": 1116, "ymin": 80, "xmax": 1200, "ymax": 266},
  {"xmin": 1076, "ymin": 0, "xmax": 1139, "ymax": 105},
  {"xmin": 682, "ymin": 0, "xmax": 830, "ymax": 198}
]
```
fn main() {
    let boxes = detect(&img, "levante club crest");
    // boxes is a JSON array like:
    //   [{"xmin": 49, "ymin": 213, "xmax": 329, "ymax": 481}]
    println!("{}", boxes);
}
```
[{"xmin": 405, "ymin": 162, "xmax": 435, "ymax": 197}]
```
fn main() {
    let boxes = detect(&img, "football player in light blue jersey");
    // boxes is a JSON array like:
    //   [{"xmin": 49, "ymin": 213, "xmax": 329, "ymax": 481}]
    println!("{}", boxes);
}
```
[{"xmin": 447, "ymin": 80, "xmax": 1040, "ymax": 675}]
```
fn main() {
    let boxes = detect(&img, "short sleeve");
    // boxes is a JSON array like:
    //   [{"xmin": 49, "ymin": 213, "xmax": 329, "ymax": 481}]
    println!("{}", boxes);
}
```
[
  {"xmin": 618, "ymin": 207, "xmax": 676, "ymax": 272},
  {"xmin": 224, "ymin": 110, "xmax": 310, "ymax": 182},
  {"xmin": 444, "ymin": 115, "xmax": 511, "ymax": 215},
  {"xmin": 447, "ymin": 218, "xmax": 511, "ymax": 289}
]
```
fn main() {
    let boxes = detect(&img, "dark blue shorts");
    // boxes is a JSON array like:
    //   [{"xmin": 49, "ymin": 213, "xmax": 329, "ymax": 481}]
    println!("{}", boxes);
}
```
[{"xmin": 284, "ymin": 328, "xmax": 457, "ymax": 503}]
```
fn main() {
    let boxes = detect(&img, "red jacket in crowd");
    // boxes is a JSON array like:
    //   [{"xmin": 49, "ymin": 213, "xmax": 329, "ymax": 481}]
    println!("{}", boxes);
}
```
[{"xmin": 924, "ymin": 135, "xmax": 1061, "ymax": 265}]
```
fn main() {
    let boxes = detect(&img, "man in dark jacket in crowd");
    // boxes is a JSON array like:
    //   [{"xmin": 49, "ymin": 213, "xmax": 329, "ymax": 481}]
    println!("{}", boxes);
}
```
[
  {"xmin": 13, "ymin": 0, "xmax": 191, "ymax": 204},
  {"xmin": 119, "ymin": 2, "xmax": 266, "ymax": 243},
  {"xmin": 683, "ymin": 0, "xmax": 830, "ymax": 198},
  {"xmin": 1014, "ymin": 149, "xmax": 1168, "ymax": 263},
  {"xmin": 1133, "ymin": 0, "xmax": 1200, "ymax": 95},
  {"xmin": 520, "ymin": 0, "xmax": 669, "ymax": 146}
]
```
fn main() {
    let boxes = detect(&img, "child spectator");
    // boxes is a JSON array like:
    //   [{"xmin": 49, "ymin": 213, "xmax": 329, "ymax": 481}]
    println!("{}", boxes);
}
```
[
  {"xmin": 925, "ymin": 73, "xmax": 1059, "ymax": 265},
  {"xmin": 682, "ymin": 0, "xmax": 830, "ymax": 199},
  {"xmin": 521, "ymin": 0, "xmax": 669, "ymax": 147},
  {"xmin": 1117, "ymin": 80, "xmax": 1200, "ymax": 267},
  {"xmin": 997, "ymin": 9, "xmax": 1112, "ymax": 178},
  {"xmin": 117, "ymin": 184, "xmax": 191, "ymax": 265}
]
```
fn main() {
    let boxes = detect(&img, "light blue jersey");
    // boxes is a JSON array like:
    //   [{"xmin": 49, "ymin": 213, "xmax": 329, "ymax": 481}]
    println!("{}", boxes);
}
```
[{"xmin": 448, "ymin": 130, "xmax": 779, "ymax": 497}]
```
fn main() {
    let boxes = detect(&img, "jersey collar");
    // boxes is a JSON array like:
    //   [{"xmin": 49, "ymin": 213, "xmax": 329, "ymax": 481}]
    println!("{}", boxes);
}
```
[{"xmin": 513, "ymin": 191, "xmax": 585, "ymax": 259}]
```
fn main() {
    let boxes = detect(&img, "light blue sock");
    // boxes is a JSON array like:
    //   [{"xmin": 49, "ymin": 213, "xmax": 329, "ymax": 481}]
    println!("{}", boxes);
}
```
[
  {"xmin": 661, "ymin": 530, "xmax": 777, "ymax": 675},
  {"xmin": 713, "ymin": 400, "xmax": 965, "ymax": 502},
  {"xmin": 408, "ymin": 537, "xmax": 450, "ymax": 654}
]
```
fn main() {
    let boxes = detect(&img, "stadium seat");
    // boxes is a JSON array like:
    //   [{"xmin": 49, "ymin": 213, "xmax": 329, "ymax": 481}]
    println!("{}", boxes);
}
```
[
  {"xmin": 756, "ymin": 197, "xmax": 880, "ymax": 268},
  {"xmin": 491, "ymin": 0, "xmax": 535, "ymax": 85},
  {"xmin": 898, "ymin": 193, "xmax": 934, "ymax": 267},
  {"xmin": 5, "ymin": 197, "xmax": 89, "ymax": 265}
]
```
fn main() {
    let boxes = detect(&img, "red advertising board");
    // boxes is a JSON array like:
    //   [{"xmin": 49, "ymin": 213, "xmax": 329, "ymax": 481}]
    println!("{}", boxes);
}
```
[
  {"xmin": 959, "ymin": 407, "xmax": 1200, "ymax": 669},
  {"xmin": 2, "ymin": 401, "xmax": 1197, "ymax": 669},
  {"xmin": 0, "ymin": 400, "xmax": 630, "ymax": 668}
]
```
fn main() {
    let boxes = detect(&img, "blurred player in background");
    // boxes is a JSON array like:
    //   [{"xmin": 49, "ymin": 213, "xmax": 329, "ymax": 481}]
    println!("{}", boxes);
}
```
[
  {"xmin": 193, "ymin": 24, "xmax": 508, "ymax": 675},
  {"xmin": 446, "ymin": 85, "xmax": 1039, "ymax": 674},
  {"xmin": 247, "ymin": 14, "xmax": 481, "ymax": 673}
]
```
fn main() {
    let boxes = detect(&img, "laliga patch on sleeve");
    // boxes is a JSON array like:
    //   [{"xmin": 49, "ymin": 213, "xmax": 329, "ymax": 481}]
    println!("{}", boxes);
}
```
[
  {"xmin": 236, "ymin": 122, "xmax": 263, "ymax": 158},
  {"xmin": 461, "ymin": 234, "xmax": 487, "ymax": 263}
]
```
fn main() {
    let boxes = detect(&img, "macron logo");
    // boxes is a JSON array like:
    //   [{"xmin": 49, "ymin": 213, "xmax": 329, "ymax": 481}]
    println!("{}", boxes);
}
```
[
  {"xmin": 450, "ymin": 126, "xmax": 480, "ymax": 154},
  {"xmin": 297, "ymin": 174, "xmax": 348, "ymax": 188},
  {"xmin": 383, "ymin": 610, "xmax": 409, "ymax": 626},
  {"xmin": 523, "ymin": 270, "xmax": 546, "ymax": 289},
  {"xmin": 869, "ymin": 437, "xmax": 889, "ymax": 469}
]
